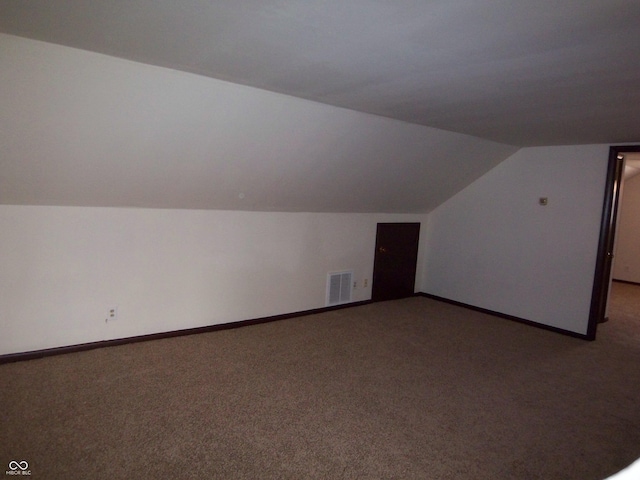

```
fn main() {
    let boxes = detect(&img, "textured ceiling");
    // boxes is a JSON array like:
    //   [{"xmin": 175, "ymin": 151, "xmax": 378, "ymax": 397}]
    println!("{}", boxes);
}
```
[{"xmin": 1, "ymin": 0, "xmax": 639, "ymax": 147}]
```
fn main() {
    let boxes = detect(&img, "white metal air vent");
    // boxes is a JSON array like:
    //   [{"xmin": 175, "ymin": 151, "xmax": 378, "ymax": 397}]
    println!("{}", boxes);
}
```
[{"xmin": 326, "ymin": 270, "xmax": 353, "ymax": 306}]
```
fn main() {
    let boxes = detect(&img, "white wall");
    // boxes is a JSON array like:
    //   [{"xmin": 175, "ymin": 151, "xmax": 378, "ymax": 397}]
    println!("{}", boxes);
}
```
[
  {"xmin": 612, "ymin": 173, "xmax": 640, "ymax": 283},
  {"xmin": 421, "ymin": 145, "xmax": 610, "ymax": 335},
  {"xmin": 0, "ymin": 205, "xmax": 426, "ymax": 355}
]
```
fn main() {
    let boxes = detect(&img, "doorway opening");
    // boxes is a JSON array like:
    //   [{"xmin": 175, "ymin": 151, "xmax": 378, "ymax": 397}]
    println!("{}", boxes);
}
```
[{"xmin": 588, "ymin": 145, "xmax": 640, "ymax": 339}]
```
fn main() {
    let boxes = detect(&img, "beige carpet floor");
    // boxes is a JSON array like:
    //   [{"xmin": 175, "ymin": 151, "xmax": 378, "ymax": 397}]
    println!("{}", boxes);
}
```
[{"xmin": 1, "ymin": 284, "xmax": 640, "ymax": 479}]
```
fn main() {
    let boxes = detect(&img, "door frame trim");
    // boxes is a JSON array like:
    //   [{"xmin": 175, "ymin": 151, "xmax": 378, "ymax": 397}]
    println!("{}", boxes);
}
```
[{"xmin": 588, "ymin": 145, "xmax": 640, "ymax": 339}]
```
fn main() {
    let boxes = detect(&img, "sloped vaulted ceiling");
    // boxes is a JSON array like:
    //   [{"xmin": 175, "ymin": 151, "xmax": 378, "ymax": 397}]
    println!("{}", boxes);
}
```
[
  {"xmin": 1, "ymin": 0, "xmax": 639, "ymax": 212},
  {"xmin": 0, "ymin": 34, "xmax": 517, "ymax": 212}
]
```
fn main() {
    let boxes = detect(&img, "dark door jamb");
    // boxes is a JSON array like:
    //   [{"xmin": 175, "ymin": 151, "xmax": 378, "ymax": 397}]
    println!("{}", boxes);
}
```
[{"xmin": 587, "ymin": 145, "xmax": 640, "ymax": 339}]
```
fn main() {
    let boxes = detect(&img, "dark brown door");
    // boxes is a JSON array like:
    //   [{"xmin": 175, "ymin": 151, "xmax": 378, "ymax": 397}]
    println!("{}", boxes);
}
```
[{"xmin": 372, "ymin": 223, "xmax": 420, "ymax": 302}]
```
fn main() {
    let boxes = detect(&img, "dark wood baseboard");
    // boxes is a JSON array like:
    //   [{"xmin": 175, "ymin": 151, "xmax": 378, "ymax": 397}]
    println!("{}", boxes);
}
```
[
  {"xmin": 612, "ymin": 279, "xmax": 640, "ymax": 287},
  {"xmin": 416, "ymin": 292, "xmax": 591, "ymax": 340},
  {"xmin": 0, "ymin": 300, "xmax": 372, "ymax": 365},
  {"xmin": 1, "ymin": 292, "xmax": 594, "ymax": 364}
]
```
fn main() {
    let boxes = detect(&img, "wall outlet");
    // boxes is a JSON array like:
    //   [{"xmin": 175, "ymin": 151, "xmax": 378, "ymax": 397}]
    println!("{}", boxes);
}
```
[
  {"xmin": 353, "ymin": 281, "xmax": 357, "ymax": 289},
  {"xmin": 364, "ymin": 278, "xmax": 368, "ymax": 287},
  {"xmin": 105, "ymin": 305, "xmax": 118, "ymax": 323}
]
